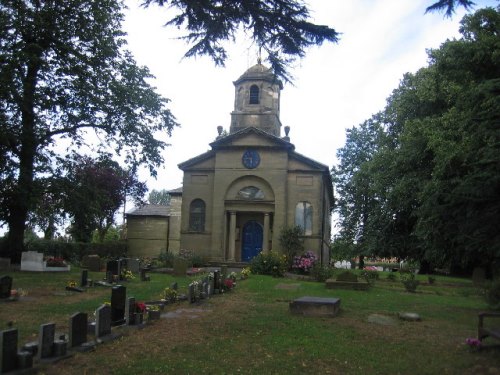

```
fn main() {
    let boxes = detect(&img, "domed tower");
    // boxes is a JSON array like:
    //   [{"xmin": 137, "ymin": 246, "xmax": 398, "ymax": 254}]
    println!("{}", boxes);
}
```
[{"xmin": 230, "ymin": 63, "xmax": 283, "ymax": 136}]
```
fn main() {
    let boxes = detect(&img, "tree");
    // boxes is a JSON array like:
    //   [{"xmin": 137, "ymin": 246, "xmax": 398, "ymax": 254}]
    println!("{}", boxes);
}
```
[
  {"xmin": 148, "ymin": 189, "xmax": 171, "ymax": 205},
  {"xmin": 63, "ymin": 155, "xmax": 146, "ymax": 243},
  {"xmin": 0, "ymin": 0, "xmax": 177, "ymax": 261}
]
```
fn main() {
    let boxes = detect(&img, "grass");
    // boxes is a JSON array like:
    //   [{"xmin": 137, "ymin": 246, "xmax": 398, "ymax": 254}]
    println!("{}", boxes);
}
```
[{"xmin": 1, "ymin": 267, "xmax": 499, "ymax": 374}]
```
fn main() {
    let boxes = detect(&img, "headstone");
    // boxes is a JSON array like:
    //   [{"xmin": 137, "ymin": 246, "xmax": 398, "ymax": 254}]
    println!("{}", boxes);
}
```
[
  {"xmin": 82, "ymin": 255, "xmax": 101, "ymax": 272},
  {"xmin": 0, "ymin": 275, "xmax": 12, "ymax": 299},
  {"xmin": 53, "ymin": 340, "xmax": 67, "ymax": 357},
  {"xmin": 173, "ymin": 258, "xmax": 188, "ymax": 276},
  {"xmin": 170, "ymin": 282, "xmax": 178, "ymax": 291},
  {"xmin": 188, "ymin": 284, "xmax": 195, "ymax": 303},
  {"xmin": 126, "ymin": 297, "xmax": 136, "ymax": 325},
  {"xmin": 95, "ymin": 305, "xmax": 111, "ymax": 338},
  {"xmin": 472, "ymin": 267, "xmax": 486, "ymax": 286},
  {"xmin": 0, "ymin": 258, "xmax": 10, "ymax": 271},
  {"xmin": 202, "ymin": 281, "xmax": 208, "ymax": 299},
  {"xmin": 106, "ymin": 271, "xmax": 114, "ymax": 284},
  {"xmin": 17, "ymin": 350, "xmax": 33, "ymax": 370},
  {"xmin": 1, "ymin": 328, "xmax": 18, "ymax": 373},
  {"xmin": 20, "ymin": 251, "xmax": 44, "ymax": 271},
  {"xmin": 38, "ymin": 323, "xmax": 55, "ymax": 359},
  {"xmin": 21, "ymin": 342, "xmax": 38, "ymax": 357},
  {"xmin": 106, "ymin": 260, "xmax": 119, "ymax": 277},
  {"xmin": 140, "ymin": 268, "xmax": 150, "ymax": 282},
  {"xmin": 213, "ymin": 270, "xmax": 221, "ymax": 293},
  {"xmin": 289, "ymin": 296, "xmax": 341, "ymax": 317},
  {"xmin": 209, "ymin": 277, "xmax": 215, "ymax": 295},
  {"xmin": 111, "ymin": 285, "xmax": 126, "ymax": 326},
  {"xmin": 80, "ymin": 269, "xmax": 88, "ymax": 287},
  {"xmin": 127, "ymin": 258, "xmax": 140, "ymax": 273},
  {"xmin": 69, "ymin": 312, "xmax": 88, "ymax": 348}
]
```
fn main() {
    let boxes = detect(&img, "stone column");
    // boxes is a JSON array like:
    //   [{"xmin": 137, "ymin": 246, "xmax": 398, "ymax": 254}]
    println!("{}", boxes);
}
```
[
  {"xmin": 228, "ymin": 211, "xmax": 237, "ymax": 261},
  {"xmin": 263, "ymin": 213, "xmax": 270, "ymax": 252}
]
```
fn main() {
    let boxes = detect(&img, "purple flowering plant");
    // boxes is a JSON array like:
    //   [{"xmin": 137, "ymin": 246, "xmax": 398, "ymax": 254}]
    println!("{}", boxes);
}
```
[
  {"xmin": 292, "ymin": 250, "xmax": 317, "ymax": 274},
  {"xmin": 465, "ymin": 338, "xmax": 482, "ymax": 351}
]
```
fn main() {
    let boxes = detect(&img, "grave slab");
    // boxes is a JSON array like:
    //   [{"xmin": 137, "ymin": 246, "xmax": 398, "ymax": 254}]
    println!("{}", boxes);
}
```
[{"xmin": 289, "ymin": 296, "xmax": 341, "ymax": 317}]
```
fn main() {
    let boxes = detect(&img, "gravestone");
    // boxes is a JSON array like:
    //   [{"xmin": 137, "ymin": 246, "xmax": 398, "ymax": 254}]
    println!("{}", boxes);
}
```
[
  {"xmin": 126, "ymin": 297, "xmax": 136, "ymax": 325},
  {"xmin": 95, "ymin": 305, "xmax": 111, "ymax": 338},
  {"xmin": 107, "ymin": 260, "xmax": 120, "ymax": 277},
  {"xmin": 80, "ymin": 269, "xmax": 88, "ymax": 287},
  {"xmin": 38, "ymin": 323, "xmax": 55, "ymax": 359},
  {"xmin": 82, "ymin": 255, "xmax": 101, "ymax": 272},
  {"xmin": 127, "ymin": 258, "xmax": 140, "ymax": 274},
  {"xmin": 289, "ymin": 296, "xmax": 341, "ymax": 317},
  {"xmin": 1, "ymin": 328, "xmax": 18, "ymax": 373},
  {"xmin": 0, "ymin": 258, "xmax": 10, "ymax": 271},
  {"xmin": 170, "ymin": 282, "xmax": 178, "ymax": 291},
  {"xmin": 188, "ymin": 284, "xmax": 195, "ymax": 303},
  {"xmin": 106, "ymin": 271, "xmax": 114, "ymax": 284},
  {"xmin": 0, "ymin": 275, "xmax": 12, "ymax": 299},
  {"xmin": 20, "ymin": 251, "xmax": 44, "ymax": 271},
  {"xmin": 213, "ymin": 270, "xmax": 221, "ymax": 293},
  {"xmin": 201, "ymin": 281, "xmax": 208, "ymax": 299},
  {"xmin": 69, "ymin": 312, "xmax": 88, "ymax": 348},
  {"xmin": 111, "ymin": 285, "xmax": 126, "ymax": 326},
  {"xmin": 173, "ymin": 258, "xmax": 188, "ymax": 276},
  {"xmin": 140, "ymin": 268, "xmax": 150, "ymax": 282}
]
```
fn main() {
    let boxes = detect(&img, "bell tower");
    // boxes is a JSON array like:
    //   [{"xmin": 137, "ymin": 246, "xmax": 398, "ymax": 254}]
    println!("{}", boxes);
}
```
[{"xmin": 230, "ymin": 63, "xmax": 283, "ymax": 136}]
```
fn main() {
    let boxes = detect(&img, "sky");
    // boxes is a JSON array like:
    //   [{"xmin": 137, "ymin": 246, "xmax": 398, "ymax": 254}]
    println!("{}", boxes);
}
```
[{"xmin": 122, "ymin": 0, "xmax": 497, "ymax": 204}]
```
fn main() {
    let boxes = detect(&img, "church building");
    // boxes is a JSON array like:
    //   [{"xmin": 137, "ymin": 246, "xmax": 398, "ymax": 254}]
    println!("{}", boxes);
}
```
[{"xmin": 177, "ymin": 63, "xmax": 334, "ymax": 264}]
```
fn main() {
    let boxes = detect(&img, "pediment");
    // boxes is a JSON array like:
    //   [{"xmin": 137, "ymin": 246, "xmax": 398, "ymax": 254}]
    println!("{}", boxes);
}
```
[{"xmin": 210, "ymin": 127, "xmax": 294, "ymax": 151}]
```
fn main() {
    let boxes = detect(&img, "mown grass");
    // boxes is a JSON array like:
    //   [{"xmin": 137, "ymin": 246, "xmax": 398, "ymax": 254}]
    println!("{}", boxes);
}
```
[{"xmin": 1, "ymin": 267, "xmax": 499, "ymax": 374}]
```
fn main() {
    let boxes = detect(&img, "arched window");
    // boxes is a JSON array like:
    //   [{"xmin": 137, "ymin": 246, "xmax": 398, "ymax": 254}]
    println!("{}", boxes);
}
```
[
  {"xmin": 249, "ymin": 85, "xmax": 259, "ymax": 104},
  {"xmin": 189, "ymin": 199, "xmax": 205, "ymax": 232},
  {"xmin": 237, "ymin": 186, "xmax": 264, "ymax": 200},
  {"xmin": 295, "ymin": 201, "xmax": 312, "ymax": 235}
]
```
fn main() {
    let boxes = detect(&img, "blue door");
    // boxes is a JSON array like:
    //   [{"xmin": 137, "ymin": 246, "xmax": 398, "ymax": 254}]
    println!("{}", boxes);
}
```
[{"xmin": 241, "ymin": 221, "xmax": 263, "ymax": 262}]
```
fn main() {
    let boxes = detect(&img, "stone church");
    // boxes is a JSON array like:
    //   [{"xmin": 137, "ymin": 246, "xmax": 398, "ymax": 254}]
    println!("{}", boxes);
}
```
[{"xmin": 127, "ymin": 63, "xmax": 334, "ymax": 264}]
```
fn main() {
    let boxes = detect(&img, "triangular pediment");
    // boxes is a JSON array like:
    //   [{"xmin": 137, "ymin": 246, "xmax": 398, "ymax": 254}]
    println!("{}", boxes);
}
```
[
  {"xmin": 210, "ymin": 127, "xmax": 294, "ymax": 151},
  {"xmin": 178, "ymin": 150, "xmax": 216, "ymax": 170}
]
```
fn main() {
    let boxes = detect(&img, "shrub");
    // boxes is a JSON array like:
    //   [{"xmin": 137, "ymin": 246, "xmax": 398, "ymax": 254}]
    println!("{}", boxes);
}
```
[
  {"xmin": 279, "ymin": 226, "xmax": 304, "ymax": 267},
  {"xmin": 310, "ymin": 264, "xmax": 334, "ymax": 282},
  {"xmin": 250, "ymin": 250, "xmax": 287, "ymax": 277},
  {"xmin": 484, "ymin": 279, "xmax": 500, "ymax": 310},
  {"xmin": 292, "ymin": 250, "xmax": 318, "ymax": 274},
  {"xmin": 362, "ymin": 270, "xmax": 379, "ymax": 284},
  {"xmin": 386, "ymin": 273, "xmax": 397, "ymax": 281},
  {"xmin": 400, "ymin": 270, "xmax": 420, "ymax": 293},
  {"xmin": 336, "ymin": 271, "xmax": 358, "ymax": 282}
]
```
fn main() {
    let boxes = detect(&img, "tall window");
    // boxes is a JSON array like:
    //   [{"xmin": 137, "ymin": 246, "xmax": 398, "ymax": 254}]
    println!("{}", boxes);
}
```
[
  {"xmin": 295, "ymin": 201, "xmax": 312, "ymax": 235},
  {"xmin": 189, "ymin": 199, "xmax": 205, "ymax": 232},
  {"xmin": 249, "ymin": 85, "xmax": 259, "ymax": 104}
]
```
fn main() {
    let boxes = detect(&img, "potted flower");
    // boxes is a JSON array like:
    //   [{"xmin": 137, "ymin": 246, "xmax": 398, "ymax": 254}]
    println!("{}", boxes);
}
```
[{"xmin": 163, "ymin": 287, "xmax": 178, "ymax": 303}]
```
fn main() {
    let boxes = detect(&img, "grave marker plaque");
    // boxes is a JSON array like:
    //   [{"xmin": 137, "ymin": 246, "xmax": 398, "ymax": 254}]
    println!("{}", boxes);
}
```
[
  {"xmin": 0, "ymin": 275, "xmax": 12, "ymax": 299},
  {"xmin": 96, "ymin": 305, "xmax": 111, "ymax": 338},
  {"xmin": 126, "ymin": 297, "xmax": 136, "ymax": 325},
  {"xmin": 38, "ymin": 323, "xmax": 55, "ymax": 359},
  {"xmin": 1, "ymin": 328, "xmax": 18, "ymax": 373},
  {"xmin": 107, "ymin": 260, "xmax": 119, "ymax": 277},
  {"xmin": 111, "ymin": 285, "xmax": 126, "ymax": 326},
  {"xmin": 69, "ymin": 312, "xmax": 88, "ymax": 348},
  {"xmin": 213, "ymin": 270, "xmax": 221, "ymax": 293}
]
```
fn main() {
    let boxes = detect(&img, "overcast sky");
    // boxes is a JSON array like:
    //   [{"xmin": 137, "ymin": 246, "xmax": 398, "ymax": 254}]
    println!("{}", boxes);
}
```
[{"xmin": 123, "ymin": 0, "xmax": 496, "ymax": 199}]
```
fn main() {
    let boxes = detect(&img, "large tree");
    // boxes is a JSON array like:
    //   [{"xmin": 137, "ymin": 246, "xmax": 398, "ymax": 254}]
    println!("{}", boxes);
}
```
[{"xmin": 0, "ymin": 0, "xmax": 177, "ymax": 261}]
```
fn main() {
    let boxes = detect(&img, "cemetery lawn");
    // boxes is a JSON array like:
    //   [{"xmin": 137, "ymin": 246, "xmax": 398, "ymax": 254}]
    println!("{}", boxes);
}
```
[{"xmin": 2, "ymin": 268, "xmax": 499, "ymax": 374}]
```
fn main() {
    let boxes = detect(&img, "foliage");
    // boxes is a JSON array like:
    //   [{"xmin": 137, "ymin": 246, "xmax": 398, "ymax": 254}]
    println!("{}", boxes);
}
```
[
  {"xmin": 176, "ymin": 249, "xmax": 206, "ymax": 267},
  {"xmin": 45, "ymin": 257, "xmax": 67, "ymax": 267},
  {"xmin": 158, "ymin": 251, "xmax": 175, "ymax": 268},
  {"xmin": 249, "ymin": 250, "xmax": 287, "ymax": 277},
  {"xmin": 278, "ymin": 226, "xmax": 304, "ymax": 267},
  {"xmin": 163, "ymin": 287, "xmax": 178, "ymax": 303},
  {"xmin": 310, "ymin": 264, "xmax": 334, "ymax": 282},
  {"xmin": 483, "ymin": 279, "xmax": 500, "ymax": 310},
  {"xmin": 331, "ymin": 7, "xmax": 500, "ymax": 275},
  {"xmin": 0, "ymin": 0, "xmax": 177, "ymax": 261},
  {"xmin": 142, "ymin": 0, "xmax": 339, "ymax": 84},
  {"xmin": 292, "ymin": 250, "xmax": 317, "ymax": 274},
  {"xmin": 362, "ymin": 270, "xmax": 379, "ymax": 284},
  {"xmin": 386, "ymin": 273, "xmax": 398, "ymax": 282},
  {"xmin": 148, "ymin": 189, "xmax": 171, "ymax": 205},
  {"xmin": 121, "ymin": 269, "xmax": 135, "ymax": 281},
  {"xmin": 336, "ymin": 271, "xmax": 358, "ymax": 282},
  {"xmin": 400, "ymin": 262, "xmax": 421, "ymax": 293},
  {"xmin": 240, "ymin": 267, "xmax": 251, "ymax": 279}
]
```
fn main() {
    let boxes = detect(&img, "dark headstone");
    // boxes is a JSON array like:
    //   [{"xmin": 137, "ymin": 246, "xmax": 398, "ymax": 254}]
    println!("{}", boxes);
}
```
[
  {"xmin": 17, "ymin": 351, "xmax": 33, "ymax": 370},
  {"xmin": 107, "ymin": 260, "xmax": 119, "ymax": 276},
  {"xmin": 69, "ymin": 312, "xmax": 88, "ymax": 348},
  {"xmin": 0, "ymin": 258, "xmax": 10, "ymax": 271},
  {"xmin": 0, "ymin": 275, "xmax": 12, "ymax": 299},
  {"xmin": 106, "ymin": 271, "xmax": 114, "ymax": 284},
  {"xmin": 82, "ymin": 255, "xmax": 101, "ymax": 272},
  {"xmin": 38, "ymin": 323, "xmax": 55, "ymax": 359},
  {"xmin": 126, "ymin": 297, "xmax": 136, "ymax": 326},
  {"xmin": 95, "ymin": 305, "xmax": 111, "ymax": 338},
  {"xmin": 173, "ymin": 258, "xmax": 188, "ymax": 276},
  {"xmin": 21, "ymin": 341, "xmax": 38, "ymax": 357},
  {"xmin": 170, "ymin": 282, "xmax": 178, "ymax": 291},
  {"xmin": 53, "ymin": 340, "xmax": 67, "ymax": 357},
  {"xmin": 80, "ymin": 269, "xmax": 88, "ymax": 287},
  {"xmin": 1, "ymin": 328, "xmax": 18, "ymax": 373},
  {"xmin": 140, "ymin": 268, "xmax": 150, "ymax": 282},
  {"xmin": 188, "ymin": 284, "xmax": 195, "ymax": 303},
  {"xmin": 127, "ymin": 258, "xmax": 140, "ymax": 273},
  {"xmin": 111, "ymin": 285, "xmax": 126, "ymax": 326},
  {"xmin": 213, "ymin": 270, "xmax": 221, "ymax": 293},
  {"xmin": 289, "ymin": 296, "xmax": 341, "ymax": 317}
]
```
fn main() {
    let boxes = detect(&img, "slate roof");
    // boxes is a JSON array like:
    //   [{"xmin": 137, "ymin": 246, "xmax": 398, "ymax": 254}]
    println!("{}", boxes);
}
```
[{"xmin": 126, "ymin": 204, "xmax": 171, "ymax": 217}]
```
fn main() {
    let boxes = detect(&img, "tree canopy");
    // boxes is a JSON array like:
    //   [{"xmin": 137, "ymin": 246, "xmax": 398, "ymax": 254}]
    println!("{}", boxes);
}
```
[{"xmin": 332, "ymin": 6, "xmax": 500, "ymax": 275}]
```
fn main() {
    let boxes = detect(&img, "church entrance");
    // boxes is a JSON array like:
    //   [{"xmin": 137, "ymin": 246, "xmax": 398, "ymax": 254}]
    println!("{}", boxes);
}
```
[{"xmin": 241, "ymin": 220, "xmax": 263, "ymax": 262}]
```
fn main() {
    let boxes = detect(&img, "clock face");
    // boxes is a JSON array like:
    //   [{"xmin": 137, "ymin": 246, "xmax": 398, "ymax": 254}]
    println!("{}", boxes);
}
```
[{"xmin": 242, "ymin": 150, "xmax": 260, "ymax": 169}]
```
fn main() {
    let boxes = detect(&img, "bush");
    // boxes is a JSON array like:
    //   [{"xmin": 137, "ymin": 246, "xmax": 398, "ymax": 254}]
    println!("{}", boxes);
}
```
[
  {"xmin": 400, "ymin": 271, "xmax": 420, "ymax": 293},
  {"xmin": 484, "ymin": 279, "xmax": 500, "ymax": 310},
  {"xmin": 310, "ymin": 264, "xmax": 334, "ymax": 282},
  {"xmin": 386, "ymin": 273, "xmax": 397, "ymax": 281},
  {"xmin": 362, "ymin": 270, "xmax": 379, "ymax": 284},
  {"xmin": 336, "ymin": 270, "xmax": 358, "ymax": 282},
  {"xmin": 279, "ymin": 226, "xmax": 304, "ymax": 267},
  {"xmin": 250, "ymin": 250, "xmax": 287, "ymax": 277}
]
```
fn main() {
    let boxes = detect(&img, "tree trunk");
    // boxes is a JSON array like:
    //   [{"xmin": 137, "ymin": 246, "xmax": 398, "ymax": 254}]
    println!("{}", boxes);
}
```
[{"xmin": 5, "ymin": 51, "xmax": 40, "ymax": 263}]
